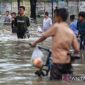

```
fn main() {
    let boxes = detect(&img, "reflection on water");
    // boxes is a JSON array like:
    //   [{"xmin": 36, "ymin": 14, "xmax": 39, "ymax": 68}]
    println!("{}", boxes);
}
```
[
  {"xmin": 0, "ymin": 40, "xmax": 36, "ymax": 84},
  {"xmin": 0, "ymin": 31, "xmax": 85, "ymax": 85}
]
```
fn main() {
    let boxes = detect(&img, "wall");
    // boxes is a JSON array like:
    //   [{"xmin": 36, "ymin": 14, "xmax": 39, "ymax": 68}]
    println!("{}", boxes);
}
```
[
  {"xmin": 0, "ymin": 0, "xmax": 30, "ymax": 16},
  {"xmin": 36, "ymin": 0, "xmax": 85, "ymax": 17}
]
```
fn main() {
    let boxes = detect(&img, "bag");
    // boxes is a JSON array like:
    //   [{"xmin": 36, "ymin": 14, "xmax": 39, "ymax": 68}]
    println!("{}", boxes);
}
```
[
  {"xmin": 31, "ymin": 47, "xmax": 44, "ymax": 64},
  {"xmin": 37, "ymin": 26, "xmax": 43, "ymax": 33},
  {"xmin": 25, "ymin": 30, "xmax": 30, "ymax": 38}
]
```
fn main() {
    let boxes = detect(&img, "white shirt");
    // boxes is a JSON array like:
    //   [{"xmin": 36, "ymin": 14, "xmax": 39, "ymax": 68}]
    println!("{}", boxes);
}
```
[
  {"xmin": 43, "ymin": 17, "xmax": 52, "ymax": 32},
  {"xmin": 4, "ymin": 14, "xmax": 12, "ymax": 23}
]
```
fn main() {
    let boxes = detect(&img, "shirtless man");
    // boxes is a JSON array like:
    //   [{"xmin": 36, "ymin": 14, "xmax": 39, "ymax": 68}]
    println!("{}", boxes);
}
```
[{"xmin": 31, "ymin": 8, "xmax": 79, "ymax": 80}]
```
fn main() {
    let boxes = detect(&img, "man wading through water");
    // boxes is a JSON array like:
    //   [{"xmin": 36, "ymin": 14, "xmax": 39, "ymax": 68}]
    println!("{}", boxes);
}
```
[
  {"xmin": 30, "ymin": 8, "xmax": 80, "ymax": 80},
  {"xmin": 15, "ymin": 6, "xmax": 30, "ymax": 39}
]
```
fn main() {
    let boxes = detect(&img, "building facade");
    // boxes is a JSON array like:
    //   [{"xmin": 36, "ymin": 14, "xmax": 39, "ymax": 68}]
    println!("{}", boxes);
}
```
[
  {"xmin": 0, "ymin": 0, "xmax": 85, "ymax": 16},
  {"xmin": 0, "ymin": 0, "xmax": 30, "ymax": 15},
  {"xmin": 36, "ymin": 0, "xmax": 85, "ymax": 17}
]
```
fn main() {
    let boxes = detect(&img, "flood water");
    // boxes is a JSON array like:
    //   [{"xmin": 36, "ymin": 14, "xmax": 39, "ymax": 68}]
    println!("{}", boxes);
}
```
[{"xmin": 0, "ymin": 26, "xmax": 85, "ymax": 85}]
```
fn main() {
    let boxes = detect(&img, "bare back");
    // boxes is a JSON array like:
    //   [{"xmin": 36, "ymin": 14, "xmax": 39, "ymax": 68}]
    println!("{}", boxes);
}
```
[
  {"xmin": 52, "ymin": 23, "xmax": 75, "ymax": 63},
  {"xmin": 43, "ymin": 22, "xmax": 79, "ymax": 64}
]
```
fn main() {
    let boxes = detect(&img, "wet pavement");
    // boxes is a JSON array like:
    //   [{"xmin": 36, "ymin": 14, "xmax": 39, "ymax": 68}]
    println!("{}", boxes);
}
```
[{"xmin": 0, "ymin": 25, "xmax": 85, "ymax": 85}]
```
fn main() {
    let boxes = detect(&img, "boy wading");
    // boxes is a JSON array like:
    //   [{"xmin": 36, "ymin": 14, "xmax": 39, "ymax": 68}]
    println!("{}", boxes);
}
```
[
  {"xmin": 31, "ymin": 8, "xmax": 79, "ymax": 80},
  {"xmin": 15, "ymin": 6, "xmax": 30, "ymax": 39}
]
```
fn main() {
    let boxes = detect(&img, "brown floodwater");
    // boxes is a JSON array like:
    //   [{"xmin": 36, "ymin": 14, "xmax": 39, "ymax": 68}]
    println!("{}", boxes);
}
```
[{"xmin": 0, "ymin": 28, "xmax": 85, "ymax": 85}]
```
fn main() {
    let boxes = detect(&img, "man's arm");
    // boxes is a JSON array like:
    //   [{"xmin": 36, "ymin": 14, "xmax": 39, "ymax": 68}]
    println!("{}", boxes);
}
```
[
  {"xmin": 26, "ymin": 17, "xmax": 30, "ymax": 27},
  {"xmin": 31, "ymin": 25, "xmax": 56, "ymax": 46},
  {"xmin": 30, "ymin": 36, "xmax": 47, "ymax": 46},
  {"xmin": 11, "ymin": 20, "xmax": 13, "ymax": 28},
  {"xmin": 72, "ymin": 35, "xmax": 80, "ymax": 53},
  {"xmin": 14, "ymin": 17, "xmax": 17, "ymax": 27}
]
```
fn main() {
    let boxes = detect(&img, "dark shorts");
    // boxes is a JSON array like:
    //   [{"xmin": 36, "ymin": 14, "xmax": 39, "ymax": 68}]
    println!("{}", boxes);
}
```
[
  {"xmin": 12, "ymin": 27, "xmax": 17, "ymax": 33},
  {"xmin": 17, "ymin": 29, "xmax": 27, "ymax": 39},
  {"xmin": 50, "ymin": 63, "xmax": 73, "ymax": 80}
]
